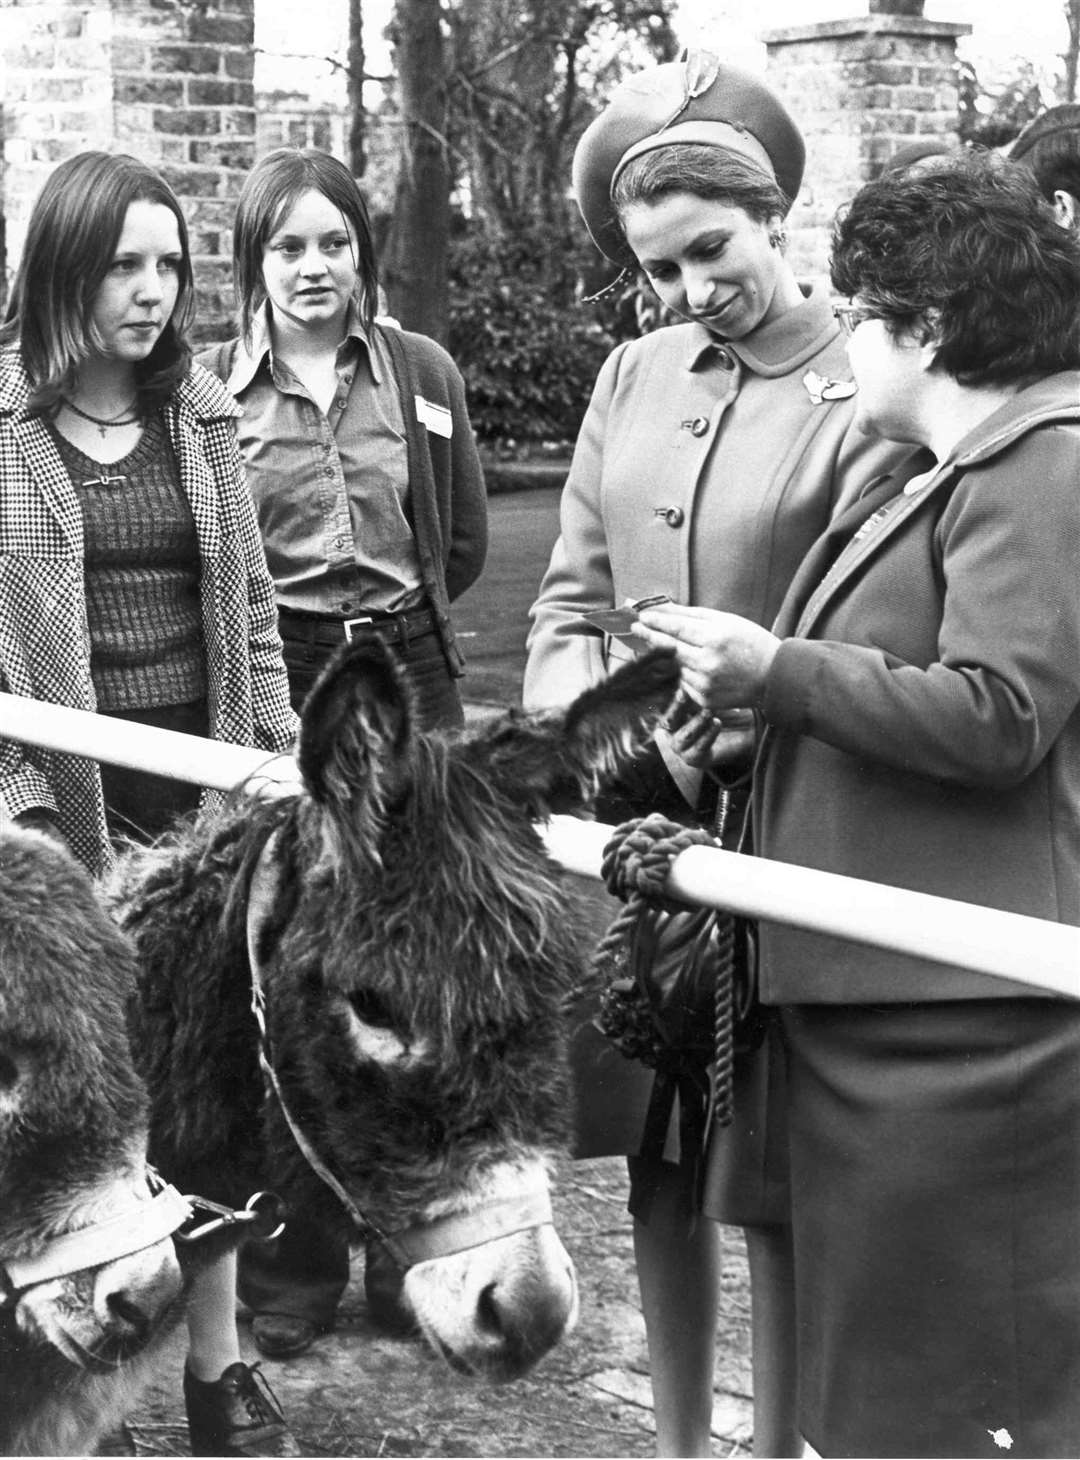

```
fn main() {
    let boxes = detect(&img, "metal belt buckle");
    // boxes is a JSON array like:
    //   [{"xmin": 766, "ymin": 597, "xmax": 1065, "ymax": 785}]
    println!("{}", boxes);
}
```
[{"xmin": 344, "ymin": 616, "xmax": 374, "ymax": 642}]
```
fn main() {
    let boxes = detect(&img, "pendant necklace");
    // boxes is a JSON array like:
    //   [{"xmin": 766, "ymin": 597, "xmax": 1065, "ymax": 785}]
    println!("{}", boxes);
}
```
[{"xmin": 62, "ymin": 397, "xmax": 141, "ymax": 438}]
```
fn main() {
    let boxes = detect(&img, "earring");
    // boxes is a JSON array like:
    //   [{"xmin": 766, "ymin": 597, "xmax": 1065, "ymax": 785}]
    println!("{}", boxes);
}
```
[{"xmin": 769, "ymin": 228, "xmax": 788, "ymax": 249}]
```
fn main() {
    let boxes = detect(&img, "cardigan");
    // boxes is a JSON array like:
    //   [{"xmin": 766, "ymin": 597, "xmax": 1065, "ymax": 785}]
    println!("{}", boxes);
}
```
[
  {"xmin": 754, "ymin": 373, "xmax": 1080, "ymax": 1003},
  {"xmin": 523, "ymin": 288, "xmax": 921, "ymax": 710},
  {"xmin": 198, "ymin": 321, "xmax": 488, "ymax": 676},
  {"xmin": 0, "ymin": 350, "xmax": 297, "ymax": 878}
]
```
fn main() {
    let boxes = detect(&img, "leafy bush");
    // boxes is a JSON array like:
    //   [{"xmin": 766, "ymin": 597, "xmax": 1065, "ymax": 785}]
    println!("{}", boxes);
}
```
[{"xmin": 448, "ymin": 222, "xmax": 619, "ymax": 446}]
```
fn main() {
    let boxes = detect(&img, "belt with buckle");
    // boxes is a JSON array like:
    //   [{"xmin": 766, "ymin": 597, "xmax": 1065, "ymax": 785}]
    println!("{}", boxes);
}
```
[{"xmin": 278, "ymin": 605, "xmax": 438, "ymax": 648}]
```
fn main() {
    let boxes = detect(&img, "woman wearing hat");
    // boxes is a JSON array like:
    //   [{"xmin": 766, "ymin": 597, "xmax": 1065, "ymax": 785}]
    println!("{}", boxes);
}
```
[{"xmin": 524, "ymin": 53, "xmax": 922, "ymax": 1457}]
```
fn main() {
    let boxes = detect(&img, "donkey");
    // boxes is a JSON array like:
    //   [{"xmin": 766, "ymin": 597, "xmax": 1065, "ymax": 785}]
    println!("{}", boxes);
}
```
[
  {"xmin": 0, "ymin": 827, "xmax": 186, "ymax": 1456},
  {"xmin": 115, "ymin": 640, "xmax": 679, "ymax": 1382}
]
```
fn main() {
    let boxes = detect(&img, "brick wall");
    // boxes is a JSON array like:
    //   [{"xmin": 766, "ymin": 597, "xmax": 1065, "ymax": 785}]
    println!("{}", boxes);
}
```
[
  {"xmin": 763, "ymin": 12, "xmax": 971, "ymax": 287},
  {"xmin": 1, "ymin": 0, "xmax": 256, "ymax": 338},
  {"xmin": 256, "ymin": 90, "xmax": 346, "ymax": 159}
]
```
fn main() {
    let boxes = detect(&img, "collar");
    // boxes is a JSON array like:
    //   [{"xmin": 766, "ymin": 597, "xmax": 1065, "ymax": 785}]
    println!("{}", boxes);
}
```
[
  {"xmin": 687, "ymin": 285, "xmax": 839, "ymax": 380},
  {"xmin": 946, "ymin": 373, "xmax": 1080, "ymax": 470},
  {"xmin": 0, "ymin": 348, "xmax": 31, "ymax": 417},
  {"xmin": 0, "ymin": 346, "xmax": 238, "ymax": 424},
  {"xmin": 228, "ymin": 302, "xmax": 379, "ymax": 394}
]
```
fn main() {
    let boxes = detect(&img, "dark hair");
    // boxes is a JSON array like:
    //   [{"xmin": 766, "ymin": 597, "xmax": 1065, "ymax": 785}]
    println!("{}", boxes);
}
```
[
  {"xmin": 1, "ymin": 152, "xmax": 194, "ymax": 414},
  {"xmin": 1010, "ymin": 105, "xmax": 1080, "ymax": 206},
  {"xmin": 611, "ymin": 144, "xmax": 790, "ymax": 236},
  {"xmin": 831, "ymin": 150, "xmax": 1080, "ymax": 387},
  {"xmin": 232, "ymin": 148, "xmax": 378, "ymax": 343}
]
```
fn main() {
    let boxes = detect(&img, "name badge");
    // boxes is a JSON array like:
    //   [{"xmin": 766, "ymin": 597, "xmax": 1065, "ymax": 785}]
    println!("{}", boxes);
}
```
[{"xmin": 415, "ymin": 395, "xmax": 453, "ymax": 438}]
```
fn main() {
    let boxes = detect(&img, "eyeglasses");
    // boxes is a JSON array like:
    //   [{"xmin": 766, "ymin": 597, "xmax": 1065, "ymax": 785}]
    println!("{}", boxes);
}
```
[{"xmin": 832, "ymin": 302, "xmax": 882, "ymax": 335}]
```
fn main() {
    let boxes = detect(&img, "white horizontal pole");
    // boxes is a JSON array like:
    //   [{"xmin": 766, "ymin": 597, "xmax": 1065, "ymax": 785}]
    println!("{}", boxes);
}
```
[
  {"xmin": 541, "ymin": 815, "xmax": 1080, "ymax": 1001},
  {"xmin": 2, "ymin": 693, "xmax": 1076, "ymax": 998},
  {"xmin": 0, "ymin": 691, "xmax": 291, "ymax": 794}
]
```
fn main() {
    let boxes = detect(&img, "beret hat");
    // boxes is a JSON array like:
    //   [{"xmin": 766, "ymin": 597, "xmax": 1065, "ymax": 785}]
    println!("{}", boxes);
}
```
[
  {"xmin": 1010, "ymin": 104, "xmax": 1080, "ymax": 162},
  {"xmin": 573, "ymin": 50, "xmax": 805, "ymax": 265}
]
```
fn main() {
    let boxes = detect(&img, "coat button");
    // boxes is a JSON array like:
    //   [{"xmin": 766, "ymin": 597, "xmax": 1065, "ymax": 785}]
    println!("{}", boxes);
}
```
[
  {"xmin": 690, "ymin": 416, "xmax": 709, "ymax": 436},
  {"xmin": 656, "ymin": 506, "xmax": 684, "ymax": 528},
  {"xmin": 715, "ymin": 348, "xmax": 735, "ymax": 370}
]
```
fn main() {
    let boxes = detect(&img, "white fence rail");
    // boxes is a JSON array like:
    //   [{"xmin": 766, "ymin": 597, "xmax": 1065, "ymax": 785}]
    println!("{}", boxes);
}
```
[{"xmin": 2, "ymin": 691, "xmax": 1077, "ymax": 1000}]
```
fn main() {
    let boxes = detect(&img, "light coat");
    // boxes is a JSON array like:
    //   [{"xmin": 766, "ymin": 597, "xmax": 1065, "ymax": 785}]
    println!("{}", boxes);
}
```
[
  {"xmin": 524, "ymin": 290, "xmax": 920, "ymax": 709},
  {"xmin": 0, "ymin": 350, "xmax": 297, "ymax": 876}
]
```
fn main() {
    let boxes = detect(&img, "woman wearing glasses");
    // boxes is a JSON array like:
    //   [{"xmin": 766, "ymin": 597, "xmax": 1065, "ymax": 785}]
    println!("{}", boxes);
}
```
[
  {"xmin": 635, "ymin": 152, "xmax": 1080, "ymax": 1458},
  {"xmin": 523, "ymin": 54, "xmax": 922, "ymax": 1458}
]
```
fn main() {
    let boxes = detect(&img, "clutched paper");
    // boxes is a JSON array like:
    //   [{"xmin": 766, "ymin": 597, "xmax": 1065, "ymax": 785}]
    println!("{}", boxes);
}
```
[{"xmin": 579, "ymin": 593, "xmax": 673, "ymax": 641}]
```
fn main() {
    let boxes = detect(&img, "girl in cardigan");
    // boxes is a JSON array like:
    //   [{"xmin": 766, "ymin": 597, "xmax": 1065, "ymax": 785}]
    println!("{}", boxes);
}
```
[
  {"xmin": 0, "ymin": 151, "xmax": 298, "ymax": 1456},
  {"xmin": 199, "ymin": 148, "xmax": 488, "ymax": 1364}
]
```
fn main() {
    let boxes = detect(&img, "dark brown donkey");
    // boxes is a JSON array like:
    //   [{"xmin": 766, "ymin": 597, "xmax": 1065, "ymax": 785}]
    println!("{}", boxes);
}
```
[{"xmin": 116, "ymin": 641, "xmax": 678, "ymax": 1382}]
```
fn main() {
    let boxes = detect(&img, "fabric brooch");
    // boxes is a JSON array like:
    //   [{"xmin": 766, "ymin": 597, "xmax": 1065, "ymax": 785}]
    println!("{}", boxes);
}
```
[{"xmin": 803, "ymin": 369, "xmax": 858, "ymax": 405}]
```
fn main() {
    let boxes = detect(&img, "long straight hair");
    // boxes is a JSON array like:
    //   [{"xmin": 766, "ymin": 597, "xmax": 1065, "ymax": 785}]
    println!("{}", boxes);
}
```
[
  {"xmin": 1, "ymin": 151, "xmax": 195, "ymax": 415},
  {"xmin": 231, "ymin": 148, "xmax": 379, "ymax": 345}
]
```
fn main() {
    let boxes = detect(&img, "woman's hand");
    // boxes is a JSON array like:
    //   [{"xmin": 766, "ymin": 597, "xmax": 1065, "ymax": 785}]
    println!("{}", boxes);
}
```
[
  {"xmin": 661, "ymin": 693, "xmax": 758, "ymax": 769},
  {"xmin": 633, "ymin": 603, "xmax": 781, "ymax": 712}
]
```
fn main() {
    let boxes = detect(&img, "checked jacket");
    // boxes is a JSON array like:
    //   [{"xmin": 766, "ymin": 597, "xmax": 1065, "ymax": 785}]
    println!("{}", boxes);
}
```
[{"xmin": 0, "ymin": 349, "xmax": 297, "ymax": 877}]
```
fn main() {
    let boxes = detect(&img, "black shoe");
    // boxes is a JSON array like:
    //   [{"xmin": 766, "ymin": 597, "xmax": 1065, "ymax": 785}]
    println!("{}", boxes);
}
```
[
  {"xmin": 252, "ymin": 1312, "xmax": 322, "ymax": 1358},
  {"xmin": 183, "ymin": 1361, "xmax": 301, "ymax": 1457}
]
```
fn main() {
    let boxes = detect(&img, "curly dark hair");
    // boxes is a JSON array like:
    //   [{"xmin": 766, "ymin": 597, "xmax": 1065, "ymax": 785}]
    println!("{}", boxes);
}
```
[{"xmin": 830, "ymin": 151, "xmax": 1080, "ymax": 387}]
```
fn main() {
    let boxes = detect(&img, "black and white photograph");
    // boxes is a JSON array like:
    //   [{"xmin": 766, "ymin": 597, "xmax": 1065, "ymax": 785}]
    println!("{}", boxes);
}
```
[{"xmin": 0, "ymin": 1, "xmax": 1078, "ymax": 1455}]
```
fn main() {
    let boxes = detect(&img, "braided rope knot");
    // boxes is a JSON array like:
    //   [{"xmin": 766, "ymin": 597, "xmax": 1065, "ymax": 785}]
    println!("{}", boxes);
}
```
[
  {"xmin": 600, "ymin": 812, "xmax": 717, "ymax": 910},
  {"xmin": 591, "ymin": 812, "xmax": 738, "ymax": 1133}
]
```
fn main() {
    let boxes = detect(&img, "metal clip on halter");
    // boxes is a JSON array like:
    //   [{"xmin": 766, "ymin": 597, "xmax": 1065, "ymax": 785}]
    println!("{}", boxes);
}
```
[{"xmin": 175, "ymin": 1190, "xmax": 286, "ymax": 1246}]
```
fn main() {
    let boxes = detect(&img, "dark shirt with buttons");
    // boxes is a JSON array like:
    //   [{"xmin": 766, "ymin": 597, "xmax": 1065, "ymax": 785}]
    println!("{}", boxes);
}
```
[{"xmin": 222, "ymin": 305, "xmax": 425, "ymax": 617}]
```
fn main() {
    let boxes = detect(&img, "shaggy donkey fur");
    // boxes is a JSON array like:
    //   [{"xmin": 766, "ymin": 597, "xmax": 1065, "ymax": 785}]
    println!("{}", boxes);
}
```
[
  {"xmin": 115, "ymin": 642, "xmax": 679, "ymax": 1376},
  {"xmin": 0, "ymin": 828, "xmax": 184, "ymax": 1456}
]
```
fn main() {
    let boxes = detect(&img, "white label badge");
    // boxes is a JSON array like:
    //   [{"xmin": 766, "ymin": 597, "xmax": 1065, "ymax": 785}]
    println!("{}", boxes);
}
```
[{"xmin": 415, "ymin": 396, "xmax": 453, "ymax": 438}]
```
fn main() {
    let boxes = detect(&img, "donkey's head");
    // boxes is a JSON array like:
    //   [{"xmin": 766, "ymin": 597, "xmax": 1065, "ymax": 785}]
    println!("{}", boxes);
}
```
[{"xmin": 125, "ymin": 642, "xmax": 679, "ymax": 1380}]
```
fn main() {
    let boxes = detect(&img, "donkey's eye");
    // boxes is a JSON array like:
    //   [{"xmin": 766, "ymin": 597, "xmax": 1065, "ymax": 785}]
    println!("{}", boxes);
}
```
[{"xmin": 348, "ymin": 989, "xmax": 395, "ymax": 1029}]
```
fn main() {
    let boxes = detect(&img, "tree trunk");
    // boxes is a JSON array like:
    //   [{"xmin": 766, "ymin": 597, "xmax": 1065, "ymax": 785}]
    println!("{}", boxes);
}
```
[
  {"xmin": 1064, "ymin": 0, "xmax": 1080, "ymax": 103},
  {"xmin": 382, "ymin": 0, "xmax": 450, "ymax": 341},
  {"xmin": 347, "ymin": 0, "xmax": 365, "ymax": 176}
]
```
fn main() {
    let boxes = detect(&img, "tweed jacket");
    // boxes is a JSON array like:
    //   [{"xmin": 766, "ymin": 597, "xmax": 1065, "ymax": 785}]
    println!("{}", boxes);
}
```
[
  {"xmin": 198, "ymin": 318, "xmax": 488, "ymax": 676},
  {"xmin": 0, "ymin": 349, "xmax": 297, "ymax": 878},
  {"xmin": 523, "ymin": 289, "xmax": 920, "ymax": 710},
  {"xmin": 754, "ymin": 373, "xmax": 1080, "ymax": 1004}
]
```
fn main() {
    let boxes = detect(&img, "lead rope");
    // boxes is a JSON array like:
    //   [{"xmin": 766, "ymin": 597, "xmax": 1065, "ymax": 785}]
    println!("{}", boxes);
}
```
[{"xmin": 590, "ymin": 799, "xmax": 737, "ymax": 1131}]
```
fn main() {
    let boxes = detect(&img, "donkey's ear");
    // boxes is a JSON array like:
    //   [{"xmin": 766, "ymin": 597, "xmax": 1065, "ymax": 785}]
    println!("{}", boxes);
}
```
[
  {"xmin": 297, "ymin": 639, "xmax": 414, "ymax": 817},
  {"xmin": 470, "ymin": 648, "xmax": 680, "ymax": 818}
]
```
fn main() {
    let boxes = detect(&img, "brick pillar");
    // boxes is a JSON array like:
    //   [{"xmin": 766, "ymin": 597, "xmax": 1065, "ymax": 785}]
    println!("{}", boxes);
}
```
[
  {"xmin": 761, "ymin": 9, "xmax": 971, "ymax": 286},
  {"xmin": 1, "ymin": 0, "xmax": 255, "ymax": 339}
]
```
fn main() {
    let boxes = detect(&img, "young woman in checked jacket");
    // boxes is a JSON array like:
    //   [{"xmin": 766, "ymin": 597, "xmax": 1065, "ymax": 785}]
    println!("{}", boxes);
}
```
[{"xmin": 0, "ymin": 152, "xmax": 299, "ymax": 1455}]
